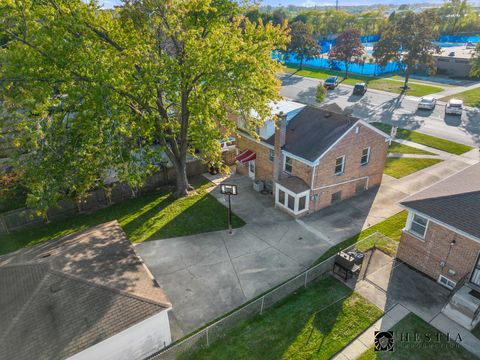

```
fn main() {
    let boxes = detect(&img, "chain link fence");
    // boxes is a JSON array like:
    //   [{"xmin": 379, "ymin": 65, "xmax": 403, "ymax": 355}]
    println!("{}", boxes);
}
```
[{"xmin": 148, "ymin": 232, "xmax": 398, "ymax": 360}]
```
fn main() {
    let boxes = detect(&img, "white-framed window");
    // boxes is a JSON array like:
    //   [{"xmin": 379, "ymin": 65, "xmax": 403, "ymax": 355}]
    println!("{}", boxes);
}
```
[
  {"xmin": 438, "ymin": 275, "xmax": 456, "ymax": 290},
  {"xmin": 471, "ymin": 253, "xmax": 480, "ymax": 287},
  {"xmin": 275, "ymin": 184, "xmax": 309, "ymax": 215},
  {"xmin": 334, "ymin": 156, "xmax": 345, "ymax": 175},
  {"xmin": 407, "ymin": 213, "xmax": 429, "ymax": 239},
  {"xmin": 284, "ymin": 156, "xmax": 293, "ymax": 174},
  {"xmin": 360, "ymin": 147, "xmax": 370, "ymax": 166},
  {"xmin": 268, "ymin": 149, "xmax": 275, "ymax": 162}
]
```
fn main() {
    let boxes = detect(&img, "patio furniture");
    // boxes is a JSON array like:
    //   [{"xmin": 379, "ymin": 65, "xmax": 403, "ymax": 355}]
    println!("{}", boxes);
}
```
[{"xmin": 333, "ymin": 251, "xmax": 361, "ymax": 281}]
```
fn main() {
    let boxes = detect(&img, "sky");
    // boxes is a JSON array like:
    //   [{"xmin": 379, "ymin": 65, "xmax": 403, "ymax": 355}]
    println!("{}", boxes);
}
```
[{"xmin": 101, "ymin": 0, "xmax": 448, "ymax": 8}]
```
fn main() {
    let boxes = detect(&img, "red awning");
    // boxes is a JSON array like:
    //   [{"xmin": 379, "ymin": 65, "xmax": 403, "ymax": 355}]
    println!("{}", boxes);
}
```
[{"xmin": 235, "ymin": 149, "xmax": 256, "ymax": 163}]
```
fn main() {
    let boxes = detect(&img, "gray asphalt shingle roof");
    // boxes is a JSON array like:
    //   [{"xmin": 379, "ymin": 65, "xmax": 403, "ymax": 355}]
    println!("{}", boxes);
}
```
[
  {"xmin": 265, "ymin": 105, "xmax": 358, "ymax": 162},
  {"xmin": 0, "ymin": 221, "xmax": 170, "ymax": 360},
  {"xmin": 401, "ymin": 163, "xmax": 480, "ymax": 239}
]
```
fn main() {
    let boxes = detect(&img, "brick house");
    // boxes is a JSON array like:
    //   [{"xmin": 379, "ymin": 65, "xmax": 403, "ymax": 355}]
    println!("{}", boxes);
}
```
[
  {"xmin": 235, "ymin": 100, "xmax": 389, "ymax": 217},
  {"xmin": 396, "ymin": 163, "xmax": 480, "ymax": 329}
]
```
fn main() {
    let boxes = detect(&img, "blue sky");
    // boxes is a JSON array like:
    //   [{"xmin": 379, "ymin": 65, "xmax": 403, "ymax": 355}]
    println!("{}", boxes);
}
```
[{"xmin": 100, "ymin": 0, "xmax": 445, "ymax": 8}]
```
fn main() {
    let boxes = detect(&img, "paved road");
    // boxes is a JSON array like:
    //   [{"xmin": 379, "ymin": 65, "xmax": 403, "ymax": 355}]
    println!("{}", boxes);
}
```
[{"xmin": 280, "ymin": 74, "xmax": 480, "ymax": 147}]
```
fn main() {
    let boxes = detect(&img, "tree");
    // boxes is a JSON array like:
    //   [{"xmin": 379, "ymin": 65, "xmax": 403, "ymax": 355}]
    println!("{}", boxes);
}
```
[
  {"xmin": 286, "ymin": 21, "xmax": 320, "ymax": 69},
  {"xmin": 272, "ymin": 9, "xmax": 287, "ymax": 26},
  {"xmin": 470, "ymin": 44, "xmax": 480, "ymax": 78},
  {"xmin": 438, "ymin": 0, "xmax": 476, "ymax": 34},
  {"xmin": 328, "ymin": 29, "xmax": 365, "ymax": 79},
  {"xmin": 373, "ymin": 12, "xmax": 440, "ymax": 90},
  {"xmin": 0, "ymin": 0, "xmax": 288, "ymax": 213},
  {"xmin": 315, "ymin": 84, "xmax": 326, "ymax": 102}
]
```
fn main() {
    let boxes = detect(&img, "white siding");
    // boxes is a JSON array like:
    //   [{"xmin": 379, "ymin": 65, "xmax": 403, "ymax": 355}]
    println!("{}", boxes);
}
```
[{"xmin": 67, "ymin": 310, "xmax": 171, "ymax": 360}]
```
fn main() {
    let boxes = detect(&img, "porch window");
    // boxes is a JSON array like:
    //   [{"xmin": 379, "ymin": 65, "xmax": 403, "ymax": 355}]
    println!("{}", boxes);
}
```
[
  {"xmin": 471, "ymin": 253, "xmax": 480, "ymax": 287},
  {"xmin": 334, "ymin": 156, "xmax": 345, "ymax": 175},
  {"xmin": 360, "ymin": 147, "xmax": 370, "ymax": 166},
  {"xmin": 275, "ymin": 185, "xmax": 309, "ymax": 215},
  {"xmin": 408, "ymin": 213, "xmax": 428, "ymax": 239},
  {"xmin": 285, "ymin": 156, "xmax": 293, "ymax": 174}
]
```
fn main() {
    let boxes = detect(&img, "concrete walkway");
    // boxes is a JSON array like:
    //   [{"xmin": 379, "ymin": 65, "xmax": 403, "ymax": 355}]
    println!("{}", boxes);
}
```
[{"xmin": 332, "ymin": 304, "xmax": 410, "ymax": 360}]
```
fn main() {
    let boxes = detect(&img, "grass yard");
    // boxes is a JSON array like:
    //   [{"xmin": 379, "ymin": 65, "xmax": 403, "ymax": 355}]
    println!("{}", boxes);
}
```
[
  {"xmin": 384, "ymin": 158, "xmax": 443, "ymax": 179},
  {"xmin": 388, "ymin": 142, "xmax": 435, "ymax": 155},
  {"xmin": 316, "ymin": 211, "xmax": 407, "ymax": 263},
  {"xmin": 372, "ymin": 123, "xmax": 473, "ymax": 155},
  {"xmin": 185, "ymin": 276, "xmax": 382, "ymax": 360},
  {"xmin": 284, "ymin": 65, "xmax": 444, "ymax": 97},
  {"xmin": 0, "ymin": 177, "xmax": 245, "ymax": 256},
  {"xmin": 441, "ymin": 87, "xmax": 480, "ymax": 108},
  {"xmin": 357, "ymin": 313, "xmax": 477, "ymax": 360},
  {"xmin": 472, "ymin": 324, "xmax": 480, "ymax": 340}
]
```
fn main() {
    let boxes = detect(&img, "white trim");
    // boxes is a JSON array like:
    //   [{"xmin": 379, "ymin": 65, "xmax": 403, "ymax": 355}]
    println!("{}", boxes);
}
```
[
  {"xmin": 282, "ymin": 150, "xmax": 316, "ymax": 166},
  {"xmin": 313, "ymin": 120, "xmax": 389, "ymax": 165},
  {"xmin": 238, "ymin": 131, "xmax": 275, "ymax": 149},
  {"xmin": 334, "ymin": 155, "xmax": 345, "ymax": 176},
  {"xmin": 312, "ymin": 176, "xmax": 369, "ymax": 191},
  {"xmin": 405, "ymin": 211, "xmax": 429, "ymax": 239},
  {"xmin": 284, "ymin": 154, "xmax": 293, "ymax": 174},
  {"xmin": 438, "ymin": 274, "xmax": 456, "ymax": 290},
  {"xmin": 310, "ymin": 165, "xmax": 316, "ymax": 189},
  {"xmin": 360, "ymin": 147, "xmax": 371, "ymax": 166},
  {"xmin": 275, "ymin": 183, "xmax": 310, "ymax": 215},
  {"xmin": 401, "ymin": 205, "xmax": 480, "ymax": 244}
]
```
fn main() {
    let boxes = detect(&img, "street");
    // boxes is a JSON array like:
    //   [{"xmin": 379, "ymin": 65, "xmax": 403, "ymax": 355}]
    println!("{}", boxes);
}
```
[{"xmin": 280, "ymin": 74, "xmax": 480, "ymax": 147}]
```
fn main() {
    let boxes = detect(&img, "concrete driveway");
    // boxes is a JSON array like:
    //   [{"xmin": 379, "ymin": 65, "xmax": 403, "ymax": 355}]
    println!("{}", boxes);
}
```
[{"xmin": 135, "ymin": 175, "xmax": 333, "ymax": 339}]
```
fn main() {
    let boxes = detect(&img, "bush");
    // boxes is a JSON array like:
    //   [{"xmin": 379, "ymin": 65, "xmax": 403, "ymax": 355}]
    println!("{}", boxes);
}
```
[{"xmin": 316, "ymin": 84, "xmax": 326, "ymax": 102}]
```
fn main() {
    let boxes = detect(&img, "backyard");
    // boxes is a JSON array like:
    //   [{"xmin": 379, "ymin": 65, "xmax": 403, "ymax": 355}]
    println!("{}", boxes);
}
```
[
  {"xmin": 284, "ymin": 65, "xmax": 444, "ymax": 97},
  {"xmin": 0, "ymin": 177, "xmax": 245, "ymax": 256},
  {"xmin": 388, "ymin": 142, "xmax": 435, "ymax": 155},
  {"xmin": 357, "ymin": 313, "xmax": 477, "ymax": 360},
  {"xmin": 184, "ymin": 276, "xmax": 382, "ymax": 360}
]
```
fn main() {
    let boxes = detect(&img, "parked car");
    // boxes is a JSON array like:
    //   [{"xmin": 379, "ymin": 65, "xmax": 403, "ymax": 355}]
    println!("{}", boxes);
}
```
[
  {"xmin": 324, "ymin": 76, "xmax": 339, "ymax": 90},
  {"xmin": 445, "ymin": 99, "xmax": 463, "ymax": 115},
  {"xmin": 417, "ymin": 96, "xmax": 436, "ymax": 110},
  {"xmin": 353, "ymin": 82, "xmax": 367, "ymax": 95}
]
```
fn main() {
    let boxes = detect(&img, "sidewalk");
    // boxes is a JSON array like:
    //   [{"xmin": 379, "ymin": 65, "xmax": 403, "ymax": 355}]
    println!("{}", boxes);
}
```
[
  {"xmin": 434, "ymin": 81, "xmax": 480, "ymax": 98},
  {"xmin": 332, "ymin": 304, "xmax": 410, "ymax": 360}
]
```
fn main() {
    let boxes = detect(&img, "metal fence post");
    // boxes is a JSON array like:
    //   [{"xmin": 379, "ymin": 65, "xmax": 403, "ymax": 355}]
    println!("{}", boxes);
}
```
[
  {"xmin": 206, "ymin": 328, "xmax": 209, "ymax": 347},
  {"xmin": 260, "ymin": 297, "xmax": 265, "ymax": 315},
  {"xmin": 304, "ymin": 270, "xmax": 308, "ymax": 288}
]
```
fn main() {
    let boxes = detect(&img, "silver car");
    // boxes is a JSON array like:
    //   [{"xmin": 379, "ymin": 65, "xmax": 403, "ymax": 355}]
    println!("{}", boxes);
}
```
[
  {"xmin": 445, "ymin": 99, "xmax": 463, "ymax": 115},
  {"xmin": 418, "ymin": 96, "xmax": 436, "ymax": 110}
]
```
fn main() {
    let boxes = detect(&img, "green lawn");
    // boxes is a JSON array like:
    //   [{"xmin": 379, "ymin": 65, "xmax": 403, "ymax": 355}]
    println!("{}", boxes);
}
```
[
  {"xmin": 358, "ymin": 313, "xmax": 477, "ymax": 360},
  {"xmin": 0, "ymin": 177, "xmax": 245, "ymax": 256},
  {"xmin": 316, "ymin": 211, "xmax": 407, "ymax": 263},
  {"xmin": 388, "ymin": 142, "xmax": 435, "ymax": 155},
  {"xmin": 384, "ymin": 158, "xmax": 443, "ymax": 179},
  {"xmin": 441, "ymin": 87, "xmax": 480, "ymax": 108},
  {"xmin": 472, "ymin": 324, "xmax": 480, "ymax": 340},
  {"xmin": 372, "ymin": 123, "xmax": 473, "ymax": 155},
  {"xmin": 284, "ymin": 65, "xmax": 444, "ymax": 97},
  {"xmin": 185, "ymin": 276, "xmax": 382, "ymax": 360}
]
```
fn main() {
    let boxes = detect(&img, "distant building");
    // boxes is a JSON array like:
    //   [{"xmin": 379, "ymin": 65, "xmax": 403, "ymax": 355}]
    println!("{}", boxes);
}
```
[{"xmin": 435, "ymin": 46, "xmax": 475, "ymax": 78}]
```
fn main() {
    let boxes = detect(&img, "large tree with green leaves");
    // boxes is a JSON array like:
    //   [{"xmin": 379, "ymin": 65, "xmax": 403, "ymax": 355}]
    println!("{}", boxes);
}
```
[
  {"xmin": 373, "ymin": 11, "xmax": 440, "ymax": 90},
  {"xmin": 328, "ymin": 29, "xmax": 364, "ymax": 79},
  {"xmin": 471, "ymin": 44, "xmax": 480, "ymax": 78},
  {"xmin": 0, "ymin": 0, "xmax": 287, "ymax": 213},
  {"xmin": 285, "ymin": 21, "xmax": 319, "ymax": 69}
]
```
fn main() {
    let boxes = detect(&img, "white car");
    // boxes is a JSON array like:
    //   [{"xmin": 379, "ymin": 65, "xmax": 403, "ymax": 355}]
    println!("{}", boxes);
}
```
[
  {"xmin": 418, "ymin": 96, "xmax": 436, "ymax": 110},
  {"xmin": 445, "ymin": 99, "xmax": 464, "ymax": 115}
]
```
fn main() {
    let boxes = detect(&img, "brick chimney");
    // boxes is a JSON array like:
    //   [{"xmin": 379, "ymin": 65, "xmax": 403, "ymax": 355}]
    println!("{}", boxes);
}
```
[{"xmin": 273, "ymin": 112, "xmax": 287, "ymax": 181}]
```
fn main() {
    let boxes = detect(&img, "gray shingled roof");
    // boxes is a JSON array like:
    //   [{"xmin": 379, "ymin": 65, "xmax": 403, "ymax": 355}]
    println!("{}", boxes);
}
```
[
  {"xmin": 265, "ymin": 105, "xmax": 358, "ymax": 162},
  {"xmin": 401, "ymin": 163, "xmax": 480, "ymax": 240},
  {"xmin": 0, "ymin": 221, "xmax": 170, "ymax": 360}
]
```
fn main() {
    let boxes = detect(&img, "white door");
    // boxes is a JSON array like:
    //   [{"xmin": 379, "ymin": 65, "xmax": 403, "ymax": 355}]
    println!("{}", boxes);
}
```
[{"xmin": 248, "ymin": 160, "xmax": 255, "ymax": 180}]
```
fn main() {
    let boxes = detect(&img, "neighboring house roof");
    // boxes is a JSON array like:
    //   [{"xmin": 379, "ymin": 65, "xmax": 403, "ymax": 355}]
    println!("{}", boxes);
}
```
[
  {"xmin": 0, "ymin": 221, "xmax": 171, "ymax": 360},
  {"xmin": 401, "ymin": 163, "xmax": 480, "ymax": 240},
  {"xmin": 265, "ymin": 105, "xmax": 358, "ymax": 162}
]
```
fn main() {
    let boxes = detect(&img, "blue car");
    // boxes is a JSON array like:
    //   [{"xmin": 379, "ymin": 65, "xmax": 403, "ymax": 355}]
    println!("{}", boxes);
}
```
[{"xmin": 324, "ymin": 76, "xmax": 339, "ymax": 90}]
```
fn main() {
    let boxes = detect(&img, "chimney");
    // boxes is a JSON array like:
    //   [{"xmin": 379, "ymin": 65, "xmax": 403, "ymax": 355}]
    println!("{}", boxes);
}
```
[{"xmin": 273, "ymin": 112, "xmax": 287, "ymax": 181}]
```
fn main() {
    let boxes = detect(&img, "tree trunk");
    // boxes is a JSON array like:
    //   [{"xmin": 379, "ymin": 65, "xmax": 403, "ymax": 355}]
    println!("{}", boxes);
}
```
[
  {"xmin": 172, "ymin": 157, "xmax": 190, "ymax": 198},
  {"xmin": 299, "ymin": 57, "xmax": 303, "ymax": 70},
  {"xmin": 403, "ymin": 68, "xmax": 410, "ymax": 90},
  {"xmin": 345, "ymin": 62, "xmax": 349, "ymax": 79}
]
